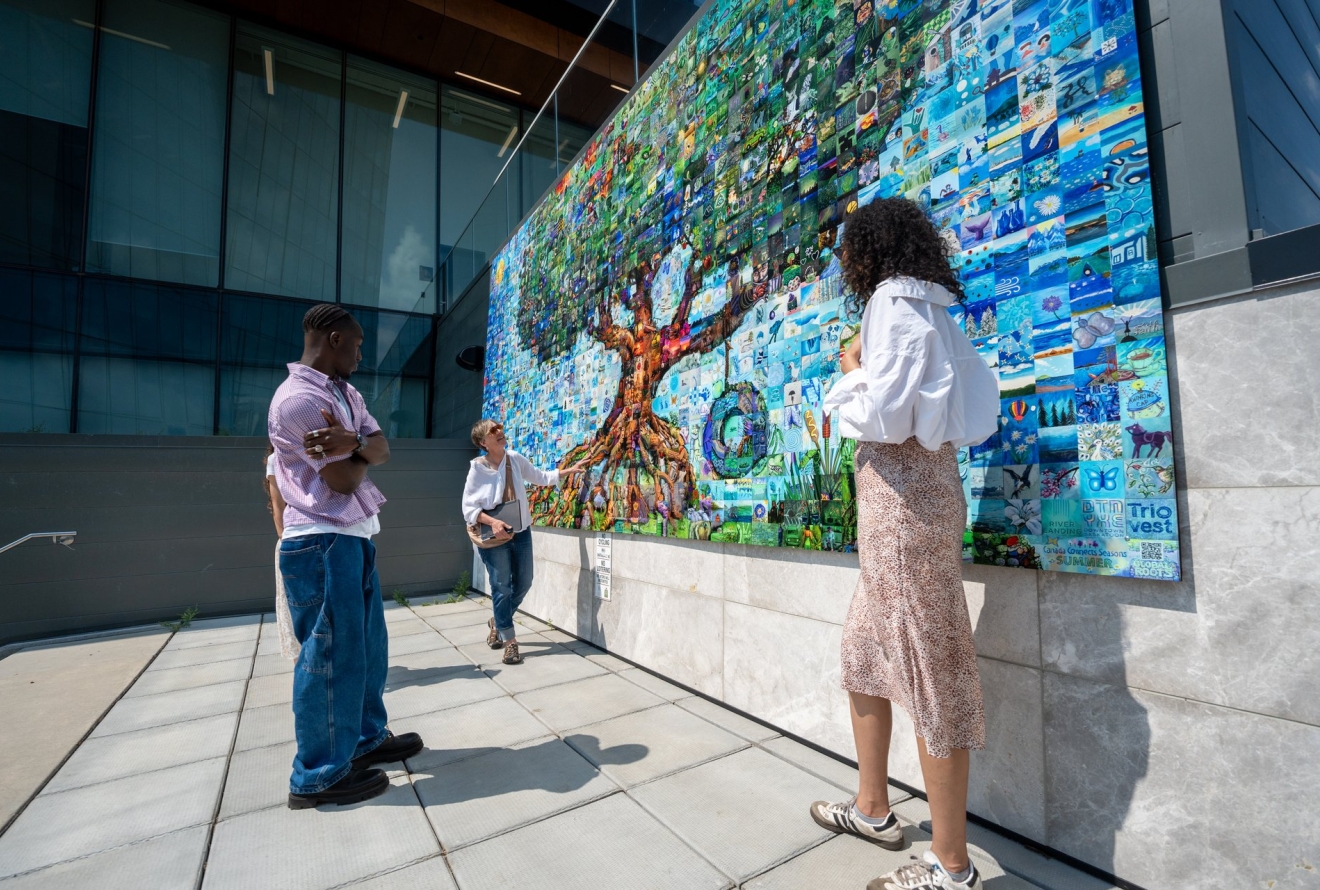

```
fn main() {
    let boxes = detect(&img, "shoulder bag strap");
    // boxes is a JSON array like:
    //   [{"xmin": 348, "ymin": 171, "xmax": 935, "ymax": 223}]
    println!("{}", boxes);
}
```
[{"xmin": 502, "ymin": 456, "xmax": 516, "ymax": 503}]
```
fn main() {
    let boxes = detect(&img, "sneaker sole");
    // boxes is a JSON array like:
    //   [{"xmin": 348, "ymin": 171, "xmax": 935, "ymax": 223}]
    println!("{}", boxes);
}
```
[
  {"xmin": 287, "ymin": 776, "xmax": 389, "ymax": 810},
  {"xmin": 810, "ymin": 809, "xmax": 906, "ymax": 851}
]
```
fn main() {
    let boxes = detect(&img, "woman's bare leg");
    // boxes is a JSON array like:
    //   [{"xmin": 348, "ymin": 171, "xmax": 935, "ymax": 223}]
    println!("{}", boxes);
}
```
[
  {"xmin": 848, "ymin": 691, "xmax": 893, "ymax": 819},
  {"xmin": 916, "ymin": 735, "xmax": 971, "ymax": 873}
]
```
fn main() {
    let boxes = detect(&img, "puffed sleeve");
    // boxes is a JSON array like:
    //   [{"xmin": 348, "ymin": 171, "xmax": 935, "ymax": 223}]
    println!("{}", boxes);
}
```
[
  {"xmin": 461, "ymin": 463, "xmax": 486, "ymax": 525},
  {"xmin": 823, "ymin": 295, "xmax": 938, "ymax": 444},
  {"xmin": 511, "ymin": 450, "xmax": 560, "ymax": 487}
]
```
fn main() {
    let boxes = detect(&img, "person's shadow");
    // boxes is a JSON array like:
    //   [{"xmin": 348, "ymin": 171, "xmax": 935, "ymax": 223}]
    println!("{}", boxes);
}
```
[{"xmin": 409, "ymin": 735, "xmax": 646, "ymax": 805}]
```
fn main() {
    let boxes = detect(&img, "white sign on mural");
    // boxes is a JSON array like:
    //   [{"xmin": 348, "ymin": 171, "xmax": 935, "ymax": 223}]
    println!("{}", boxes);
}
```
[{"xmin": 594, "ymin": 532, "xmax": 611, "ymax": 600}]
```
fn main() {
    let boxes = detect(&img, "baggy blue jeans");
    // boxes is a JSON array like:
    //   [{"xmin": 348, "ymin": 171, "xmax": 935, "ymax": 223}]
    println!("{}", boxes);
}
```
[
  {"xmin": 478, "ymin": 528, "xmax": 534, "ymax": 641},
  {"xmin": 279, "ymin": 533, "xmax": 389, "ymax": 794}
]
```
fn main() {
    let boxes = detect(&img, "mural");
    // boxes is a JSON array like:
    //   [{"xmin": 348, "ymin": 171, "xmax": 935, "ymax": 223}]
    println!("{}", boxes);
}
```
[{"xmin": 484, "ymin": 0, "xmax": 1181, "ymax": 580}]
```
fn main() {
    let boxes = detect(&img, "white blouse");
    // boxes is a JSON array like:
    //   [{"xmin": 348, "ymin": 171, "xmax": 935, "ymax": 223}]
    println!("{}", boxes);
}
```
[
  {"xmin": 461, "ymin": 449, "xmax": 560, "ymax": 532},
  {"xmin": 823, "ymin": 277, "xmax": 999, "ymax": 450}
]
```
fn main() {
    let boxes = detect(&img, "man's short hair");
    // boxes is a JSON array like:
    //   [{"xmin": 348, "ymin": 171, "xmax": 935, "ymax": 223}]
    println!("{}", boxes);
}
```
[
  {"xmin": 470, "ymin": 419, "xmax": 501, "ymax": 450},
  {"xmin": 303, "ymin": 303, "xmax": 358, "ymax": 334}
]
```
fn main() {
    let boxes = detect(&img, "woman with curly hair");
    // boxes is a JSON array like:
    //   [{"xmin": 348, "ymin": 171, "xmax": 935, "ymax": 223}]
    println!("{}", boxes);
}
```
[{"xmin": 812, "ymin": 197, "xmax": 999, "ymax": 890}]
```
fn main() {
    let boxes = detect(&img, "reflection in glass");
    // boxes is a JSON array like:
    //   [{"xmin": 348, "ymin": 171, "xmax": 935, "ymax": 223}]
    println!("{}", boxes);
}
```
[
  {"xmin": 0, "ymin": 269, "xmax": 77, "ymax": 432},
  {"xmin": 440, "ymin": 86, "xmax": 519, "ymax": 265},
  {"xmin": 0, "ymin": 0, "xmax": 95, "ymax": 269},
  {"xmin": 86, "ymin": 0, "xmax": 229, "ymax": 286},
  {"xmin": 77, "ymin": 278, "xmax": 217, "ymax": 435},
  {"xmin": 219, "ymin": 297, "xmax": 430, "ymax": 438},
  {"xmin": 225, "ymin": 25, "xmax": 341, "ymax": 300},
  {"xmin": 342, "ymin": 57, "xmax": 437, "ymax": 314}
]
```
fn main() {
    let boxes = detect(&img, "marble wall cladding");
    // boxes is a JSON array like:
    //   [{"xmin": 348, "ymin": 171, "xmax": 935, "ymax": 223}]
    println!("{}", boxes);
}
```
[
  {"xmin": 1166, "ymin": 280, "xmax": 1320, "ymax": 489},
  {"xmin": 968, "ymin": 659, "xmax": 1046, "ymax": 841},
  {"xmin": 722, "ymin": 543, "xmax": 859, "ymax": 625},
  {"xmin": 522, "ymin": 556, "xmax": 591, "ymax": 638},
  {"xmin": 1041, "ymin": 484, "xmax": 1320, "ymax": 725},
  {"xmin": 721, "ymin": 601, "xmax": 854, "ymax": 758},
  {"xmin": 1044, "ymin": 671, "xmax": 1320, "ymax": 890},
  {"xmin": 593, "ymin": 575, "xmax": 724, "ymax": 698},
  {"xmin": 609, "ymin": 535, "xmax": 725, "ymax": 599},
  {"xmin": 529, "ymin": 528, "xmax": 592, "ymax": 568},
  {"xmin": 963, "ymin": 564, "xmax": 1041, "ymax": 669}
]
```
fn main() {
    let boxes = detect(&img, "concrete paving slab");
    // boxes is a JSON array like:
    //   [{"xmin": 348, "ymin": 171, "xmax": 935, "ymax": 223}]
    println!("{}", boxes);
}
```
[
  {"xmin": 516, "ymin": 672, "xmax": 666, "ymax": 733},
  {"xmin": 219, "ymin": 740, "xmax": 297, "ymax": 819},
  {"xmin": 150, "ymin": 640, "xmax": 255, "ymax": 671},
  {"xmin": 386, "ymin": 630, "xmax": 453, "ymax": 657},
  {"xmin": 387, "ymin": 645, "xmax": 471, "ymax": 681},
  {"xmin": 439, "ymin": 620, "xmax": 505, "ymax": 648},
  {"xmin": 448, "ymin": 792, "xmax": 731, "ymax": 890},
  {"xmin": 165, "ymin": 624, "xmax": 261, "ymax": 651},
  {"xmin": 413, "ymin": 736, "xmax": 617, "ymax": 850},
  {"xmin": 255, "ymin": 634, "xmax": 287, "ymax": 658},
  {"xmin": 384, "ymin": 619, "xmax": 433, "ymax": 638},
  {"xmin": 455, "ymin": 638, "xmax": 563, "ymax": 669},
  {"xmin": 565, "ymin": 703, "xmax": 746, "ymax": 788},
  {"xmin": 617, "ymin": 667, "xmax": 695, "ymax": 701},
  {"xmin": 203, "ymin": 774, "xmax": 439, "ymax": 890},
  {"xmin": 538, "ymin": 628, "xmax": 576, "ymax": 645},
  {"xmin": 394, "ymin": 696, "xmax": 551, "ymax": 773},
  {"xmin": 44, "ymin": 711, "xmax": 237, "ymax": 794},
  {"xmin": 421, "ymin": 609, "xmax": 492, "ymax": 630},
  {"xmin": 382, "ymin": 605, "xmax": 419, "ymax": 622},
  {"xmin": 579, "ymin": 649, "xmax": 632, "ymax": 672},
  {"xmin": 340, "ymin": 856, "xmax": 456, "ymax": 889},
  {"xmin": 251, "ymin": 653, "xmax": 294, "ymax": 677},
  {"xmin": 243, "ymin": 671, "xmax": 293, "ymax": 709},
  {"xmin": 480, "ymin": 649, "xmax": 609, "ymax": 696},
  {"xmin": 91, "ymin": 680, "xmax": 246, "ymax": 738},
  {"xmin": 176, "ymin": 615, "xmax": 263, "ymax": 632},
  {"xmin": 892, "ymin": 798, "xmax": 1117, "ymax": 890},
  {"xmin": 760, "ymin": 736, "xmax": 891, "ymax": 800},
  {"xmin": 512, "ymin": 615, "xmax": 552, "ymax": 632},
  {"xmin": 409, "ymin": 596, "xmax": 488, "ymax": 617},
  {"xmin": 0, "ymin": 757, "xmax": 226, "ymax": 878},
  {"xmin": 126, "ymin": 657, "xmax": 252, "ymax": 697},
  {"xmin": 678, "ymin": 695, "xmax": 781, "ymax": 742},
  {"xmin": 0, "ymin": 824, "xmax": 209, "ymax": 889},
  {"xmin": 234, "ymin": 702, "xmax": 295, "ymax": 752},
  {"xmin": 630, "ymin": 746, "xmax": 838, "ymax": 882},
  {"xmin": 384, "ymin": 661, "xmax": 506, "ymax": 721}
]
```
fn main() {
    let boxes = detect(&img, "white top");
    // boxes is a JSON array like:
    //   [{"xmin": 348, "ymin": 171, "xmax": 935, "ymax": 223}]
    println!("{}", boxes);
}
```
[
  {"xmin": 270, "ymin": 450, "xmax": 381, "ymax": 540},
  {"xmin": 823, "ymin": 277, "xmax": 999, "ymax": 450},
  {"xmin": 462, "ymin": 449, "xmax": 560, "ymax": 533}
]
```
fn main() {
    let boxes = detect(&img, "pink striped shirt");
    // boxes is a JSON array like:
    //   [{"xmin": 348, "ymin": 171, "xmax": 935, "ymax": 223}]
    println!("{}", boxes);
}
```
[{"xmin": 267, "ymin": 363, "xmax": 385, "ymax": 528}]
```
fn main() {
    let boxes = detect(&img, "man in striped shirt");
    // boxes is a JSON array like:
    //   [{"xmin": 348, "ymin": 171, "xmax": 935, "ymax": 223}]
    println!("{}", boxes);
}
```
[{"xmin": 268, "ymin": 304, "xmax": 423, "ymax": 809}]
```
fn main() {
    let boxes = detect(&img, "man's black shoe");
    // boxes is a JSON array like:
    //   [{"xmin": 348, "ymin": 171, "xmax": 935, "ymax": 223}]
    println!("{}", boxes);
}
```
[
  {"xmin": 287, "ymin": 768, "xmax": 388, "ymax": 810},
  {"xmin": 351, "ymin": 731, "xmax": 424, "ymax": 770}
]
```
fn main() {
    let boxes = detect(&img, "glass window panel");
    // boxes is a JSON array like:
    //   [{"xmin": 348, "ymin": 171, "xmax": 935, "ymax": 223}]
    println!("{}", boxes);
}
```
[
  {"xmin": 342, "ymin": 57, "xmax": 437, "ymax": 314},
  {"xmin": 217, "ymin": 293, "xmax": 304, "ymax": 436},
  {"xmin": 0, "ymin": 268, "xmax": 77, "ymax": 432},
  {"xmin": 440, "ymin": 86, "xmax": 518, "ymax": 259},
  {"xmin": 354, "ymin": 307, "xmax": 431, "ymax": 438},
  {"xmin": 77, "ymin": 278, "xmax": 217, "ymax": 435},
  {"xmin": 225, "ymin": 25, "xmax": 341, "ymax": 301},
  {"xmin": 521, "ymin": 112, "xmax": 592, "ymax": 216},
  {"xmin": 86, "ymin": 0, "xmax": 229, "ymax": 286},
  {"xmin": 0, "ymin": 0, "xmax": 95, "ymax": 269}
]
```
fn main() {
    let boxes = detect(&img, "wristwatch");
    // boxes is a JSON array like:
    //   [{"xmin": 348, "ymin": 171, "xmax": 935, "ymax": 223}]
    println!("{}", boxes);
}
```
[{"xmin": 352, "ymin": 432, "xmax": 365, "ymax": 454}]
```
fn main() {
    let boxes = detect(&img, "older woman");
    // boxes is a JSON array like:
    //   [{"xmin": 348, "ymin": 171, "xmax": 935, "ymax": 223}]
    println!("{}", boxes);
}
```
[
  {"xmin": 462, "ymin": 419, "xmax": 584, "ymax": 665},
  {"xmin": 813, "ymin": 198, "xmax": 999, "ymax": 890}
]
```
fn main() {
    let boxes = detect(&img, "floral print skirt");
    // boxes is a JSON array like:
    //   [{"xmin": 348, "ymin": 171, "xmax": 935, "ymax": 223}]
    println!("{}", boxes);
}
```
[{"xmin": 841, "ymin": 438, "xmax": 985, "ymax": 758}]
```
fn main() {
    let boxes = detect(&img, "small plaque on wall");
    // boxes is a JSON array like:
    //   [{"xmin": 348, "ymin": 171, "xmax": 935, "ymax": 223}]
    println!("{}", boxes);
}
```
[{"xmin": 594, "ymin": 533, "xmax": 611, "ymax": 600}]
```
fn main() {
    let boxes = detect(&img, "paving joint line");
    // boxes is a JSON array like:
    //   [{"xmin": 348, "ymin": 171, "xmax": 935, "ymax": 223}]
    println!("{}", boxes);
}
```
[
  {"xmin": 0, "ymin": 821, "xmax": 214, "ymax": 882},
  {"xmin": 28, "ymin": 750, "xmax": 233, "ymax": 800},
  {"xmin": 0, "ymin": 625, "xmax": 175, "ymax": 837},
  {"xmin": 194, "ymin": 616, "xmax": 263, "ymax": 890}
]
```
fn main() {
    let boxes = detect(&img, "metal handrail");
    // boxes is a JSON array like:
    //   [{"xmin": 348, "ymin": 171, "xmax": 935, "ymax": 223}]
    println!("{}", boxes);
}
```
[{"xmin": 0, "ymin": 532, "xmax": 77, "ymax": 555}]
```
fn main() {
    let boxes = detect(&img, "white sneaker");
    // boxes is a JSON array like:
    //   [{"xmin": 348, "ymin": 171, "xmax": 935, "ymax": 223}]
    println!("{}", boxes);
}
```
[
  {"xmin": 868, "ymin": 850, "xmax": 980, "ymax": 890},
  {"xmin": 808, "ymin": 797, "xmax": 905, "ymax": 850}
]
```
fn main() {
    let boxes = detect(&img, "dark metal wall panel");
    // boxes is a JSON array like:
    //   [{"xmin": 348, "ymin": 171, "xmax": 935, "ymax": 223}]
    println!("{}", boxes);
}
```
[
  {"xmin": 0, "ymin": 434, "xmax": 475, "ymax": 644},
  {"xmin": 432, "ymin": 276, "xmax": 491, "ymax": 440}
]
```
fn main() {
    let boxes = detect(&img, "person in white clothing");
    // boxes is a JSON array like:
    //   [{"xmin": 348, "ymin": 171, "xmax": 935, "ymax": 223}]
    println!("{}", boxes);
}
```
[
  {"xmin": 462, "ymin": 419, "xmax": 586, "ymax": 665},
  {"xmin": 263, "ymin": 444, "xmax": 299, "ymax": 660},
  {"xmin": 810, "ymin": 198, "xmax": 999, "ymax": 890}
]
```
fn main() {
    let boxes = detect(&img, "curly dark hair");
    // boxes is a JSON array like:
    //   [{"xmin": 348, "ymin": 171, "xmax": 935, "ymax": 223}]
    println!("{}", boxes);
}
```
[{"xmin": 839, "ymin": 197, "xmax": 964, "ymax": 315}]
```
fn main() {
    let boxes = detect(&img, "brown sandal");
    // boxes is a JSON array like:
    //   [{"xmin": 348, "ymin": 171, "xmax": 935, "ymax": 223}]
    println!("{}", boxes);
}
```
[
  {"xmin": 502, "ymin": 639, "xmax": 522, "ymax": 665},
  {"xmin": 487, "ymin": 617, "xmax": 501, "ymax": 650}
]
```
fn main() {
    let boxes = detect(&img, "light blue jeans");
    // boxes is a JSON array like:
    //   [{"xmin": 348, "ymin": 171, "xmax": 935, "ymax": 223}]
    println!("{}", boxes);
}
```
[
  {"xmin": 478, "ymin": 528, "xmax": 534, "ymax": 641},
  {"xmin": 279, "ymin": 533, "xmax": 389, "ymax": 794}
]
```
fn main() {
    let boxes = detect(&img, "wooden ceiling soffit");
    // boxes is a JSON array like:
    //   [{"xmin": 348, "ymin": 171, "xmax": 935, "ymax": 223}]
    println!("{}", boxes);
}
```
[{"xmin": 405, "ymin": 0, "xmax": 634, "ymax": 85}]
